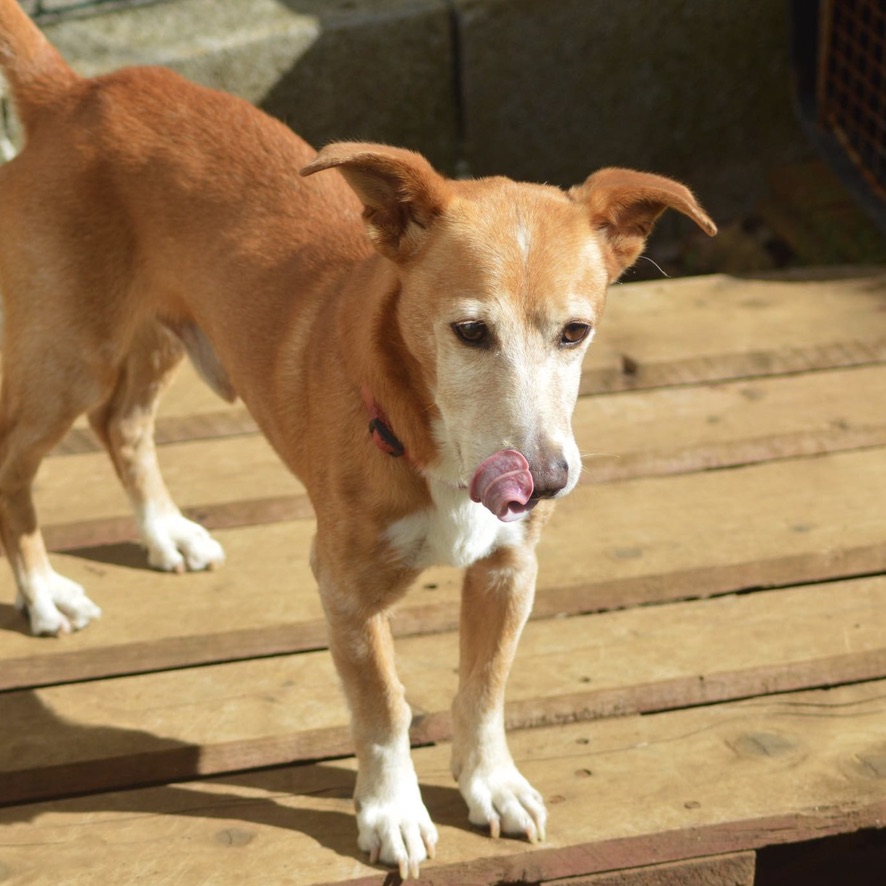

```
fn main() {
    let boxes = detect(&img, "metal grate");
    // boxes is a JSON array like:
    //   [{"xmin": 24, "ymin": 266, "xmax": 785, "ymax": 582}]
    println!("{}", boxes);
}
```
[
  {"xmin": 818, "ymin": 0, "xmax": 886, "ymax": 202},
  {"xmin": 791, "ymin": 0, "xmax": 886, "ymax": 231}
]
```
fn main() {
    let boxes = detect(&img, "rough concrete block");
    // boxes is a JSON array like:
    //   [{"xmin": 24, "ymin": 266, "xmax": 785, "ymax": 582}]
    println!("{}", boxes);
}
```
[
  {"xmin": 38, "ymin": 0, "xmax": 459, "ymax": 169},
  {"xmin": 44, "ymin": 0, "xmax": 321, "ymax": 101},
  {"xmin": 259, "ymin": 1, "xmax": 457, "ymax": 171},
  {"xmin": 454, "ymin": 0, "xmax": 816, "ymax": 222},
  {"xmin": 3, "ymin": 0, "xmax": 822, "ymax": 231}
]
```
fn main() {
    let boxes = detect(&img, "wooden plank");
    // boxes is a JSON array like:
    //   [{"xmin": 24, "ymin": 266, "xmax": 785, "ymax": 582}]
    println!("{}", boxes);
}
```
[
  {"xmin": 36, "ymin": 365, "xmax": 886, "ymax": 539},
  {"xmin": 34, "ymin": 434, "xmax": 303, "ymax": 528},
  {"xmin": 544, "ymin": 851, "xmax": 755, "ymax": 886},
  {"xmin": 2, "ymin": 447, "xmax": 885, "ymax": 689},
  {"xmin": 0, "ymin": 520, "xmax": 330, "ymax": 682},
  {"xmin": 3, "ymin": 575, "xmax": 885, "ymax": 805},
  {"xmin": 63, "ymin": 361, "xmax": 237, "ymax": 429},
  {"xmin": 40, "ymin": 271, "xmax": 886, "ymax": 463},
  {"xmin": 579, "ymin": 364, "xmax": 886, "ymax": 483},
  {"xmin": 56, "ymin": 363, "xmax": 886, "ymax": 485},
  {"xmin": 3, "ymin": 269, "xmax": 881, "ymax": 556},
  {"xmin": 0, "ymin": 681, "xmax": 884, "ymax": 885},
  {"xmin": 56, "ymin": 407, "xmax": 258, "ymax": 456},
  {"xmin": 581, "ymin": 270, "xmax": 886, "ymax": 393},
  {"xmin": 0, "ymin": 519, "xmax": 464, "ymax": 690},
  {"xmin": 39, "ymin": 493, "xmax": 316, "ymax": 553},
  {"xmin": 294, "ymin": 681, "xmax": 886, "ymax": 885},
  {"xmin": 538, "ymin": 446, "xmax": 886, "ymax": 614},
  {"xmin": 150, "ymin": 360, "xmax": 236, "ymax": 419}
]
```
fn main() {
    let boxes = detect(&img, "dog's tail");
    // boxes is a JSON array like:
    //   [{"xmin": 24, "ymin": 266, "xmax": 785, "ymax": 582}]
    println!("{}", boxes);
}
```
[{"xmin": 0, "ymin": 0, "xmax": 78, "ymax": 130}]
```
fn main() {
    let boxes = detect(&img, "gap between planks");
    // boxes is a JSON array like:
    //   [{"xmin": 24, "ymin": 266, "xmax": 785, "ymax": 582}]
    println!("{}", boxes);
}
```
[{"xmin": 3, "ymin": 575, "xmax": 886, "ymax": 805}]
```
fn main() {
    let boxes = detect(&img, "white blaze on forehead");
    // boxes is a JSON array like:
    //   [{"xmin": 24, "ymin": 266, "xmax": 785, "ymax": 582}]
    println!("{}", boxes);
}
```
[{"xmin": 515, "ymin": 215, "xmax": 532, "ymax": 264}]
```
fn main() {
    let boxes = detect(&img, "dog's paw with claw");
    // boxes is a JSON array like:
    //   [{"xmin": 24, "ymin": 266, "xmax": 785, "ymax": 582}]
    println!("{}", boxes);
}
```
[
  {"xmin": 17, "ymin": 571, "xmax": 102, "ymax": 637},
  {"xmin": 356, "ymin": 782, "xmax": 438, "ymax": 879},
  {"xmin": 139, "ymin": 509, "xmax": 225, "ymax": 573},
  {"xmin": 458, "ymin": 761, "xmax": 547, "ymax": 843}
]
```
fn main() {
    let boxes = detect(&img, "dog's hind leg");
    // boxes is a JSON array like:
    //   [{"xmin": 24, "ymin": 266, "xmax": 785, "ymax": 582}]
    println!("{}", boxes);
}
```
[
  {"xmin": 0, "ymin": 358, "xmax": 105, "ymax": 636},
  {"xmin": 87, "ymin": 322, "xmax": 225, "ymax": 574}
]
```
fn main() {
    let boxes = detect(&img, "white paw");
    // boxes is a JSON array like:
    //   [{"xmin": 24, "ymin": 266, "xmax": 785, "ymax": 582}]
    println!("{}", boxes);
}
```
[
  {"xmin": 356, "ymin": 775, "xmax": 438, "ymax": 879},
  {"xmin": 17, "ymin": 570, "xmax": 102, "ymax": 637},
  {"xmin": 139, "ymin": 509, "xmax": 225, "ymax": 573},
  {"xmin": 458, "ymin": 761, "xmax": 547, "ymax": 843}
]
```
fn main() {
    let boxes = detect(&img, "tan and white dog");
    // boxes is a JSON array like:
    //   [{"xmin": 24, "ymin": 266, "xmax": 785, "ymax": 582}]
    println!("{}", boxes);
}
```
[{"xmin": 0, "ymin": 1, "xmax": 715, "ymax": 876}]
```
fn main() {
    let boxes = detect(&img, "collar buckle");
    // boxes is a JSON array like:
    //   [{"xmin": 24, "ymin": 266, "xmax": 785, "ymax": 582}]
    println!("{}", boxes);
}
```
[{"xmin": 369, "ymin": 416, "xmax": 405, "ymax": 458}]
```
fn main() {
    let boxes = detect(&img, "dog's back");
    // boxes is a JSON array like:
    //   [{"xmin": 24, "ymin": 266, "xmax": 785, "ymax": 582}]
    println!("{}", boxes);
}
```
[{"xmin": 0, "ymin": 1, "xmax": 365, "ymax": 419}]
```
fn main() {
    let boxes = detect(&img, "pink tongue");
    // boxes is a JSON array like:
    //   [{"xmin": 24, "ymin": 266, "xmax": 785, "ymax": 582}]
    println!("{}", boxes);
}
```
[{"xmin": 469, "ymin": 449, "xmax": 535, "ymax": 523}]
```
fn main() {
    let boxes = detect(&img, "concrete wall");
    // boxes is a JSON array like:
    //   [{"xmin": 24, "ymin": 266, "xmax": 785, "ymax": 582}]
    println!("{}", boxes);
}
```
[
  {"xmin": 1, "ymin": 0, "xmax": 816, "ymax": 225},
  {"xmin": 455, "ymin": 0, "xmax": 814, "ymax": 222}
]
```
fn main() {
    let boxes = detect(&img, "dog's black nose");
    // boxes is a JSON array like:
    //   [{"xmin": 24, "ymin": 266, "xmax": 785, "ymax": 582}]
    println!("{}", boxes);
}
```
[{"xmin": 531, "ymin": 457, "xmax": 570, "ymax": 500}]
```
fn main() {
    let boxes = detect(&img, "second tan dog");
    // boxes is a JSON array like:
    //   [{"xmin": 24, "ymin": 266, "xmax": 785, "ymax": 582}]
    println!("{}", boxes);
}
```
[{"xmin": 0, "ymin": 1, "xmax": 715, "ymax": 876}]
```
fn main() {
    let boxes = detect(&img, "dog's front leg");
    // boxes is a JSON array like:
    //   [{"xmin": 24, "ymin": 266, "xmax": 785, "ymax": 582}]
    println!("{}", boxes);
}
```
[
  {"xmin": 314, "ymin": 550, "xmax": 438, "ymax": 878},
  {"xmin": 451, "ymin": 540, "xmax": 547, "ymax": 843}
]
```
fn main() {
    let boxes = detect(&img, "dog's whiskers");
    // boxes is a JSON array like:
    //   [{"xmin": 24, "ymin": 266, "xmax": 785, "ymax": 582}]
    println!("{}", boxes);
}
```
[{"xmin": 636, "ymin": 254, "xmax": 670, "ymax": 278}]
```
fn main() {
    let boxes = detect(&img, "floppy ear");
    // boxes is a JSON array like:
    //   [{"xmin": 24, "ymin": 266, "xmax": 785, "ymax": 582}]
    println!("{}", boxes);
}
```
[
  {"xmin": 570, "ymin": 168, "xmax": 717, "ymax": 281},
  {"xmin": 301, "ymin": 142, "xmax": 451, "ymax": 262}
]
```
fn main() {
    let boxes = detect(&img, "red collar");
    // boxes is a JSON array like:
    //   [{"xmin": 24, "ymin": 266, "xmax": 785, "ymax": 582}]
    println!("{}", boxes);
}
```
[{"xmin": 362, "ymin": 387, "xmax": 406, "ymax": 459}]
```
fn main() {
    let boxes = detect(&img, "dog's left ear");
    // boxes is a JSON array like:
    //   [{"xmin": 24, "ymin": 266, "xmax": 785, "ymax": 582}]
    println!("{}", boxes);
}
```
[
  {"xmin": 570, "ymin": 168, "xmax": 717, "ymax": 281},
  {"xmin": 301, "ymin": 142, "xmax": 451, "ymax": 262}
]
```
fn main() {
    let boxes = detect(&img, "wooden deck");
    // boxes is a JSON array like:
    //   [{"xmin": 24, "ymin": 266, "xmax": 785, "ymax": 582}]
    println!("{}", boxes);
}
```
[{"xmin": 1, "ymin": 268, "xmax": 886, "ymax": 884}]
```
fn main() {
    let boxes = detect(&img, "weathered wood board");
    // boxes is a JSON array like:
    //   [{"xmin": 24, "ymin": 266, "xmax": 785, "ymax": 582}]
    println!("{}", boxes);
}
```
[
  {"xmin": 544, "ymin": 852, "xmax": 756, "ymax": 886},
  {"xmin": 3, "ymin": 445, "xmax": 886, "ymax": 690},
  {"xmin": 581, "ymin": 269, "xmax": 886, "ymax": 392},
  {"xmin": 38, "ymin": 364, "xmax": 886, "ymax": 530},
  {"xmin": 37, "ymin": 434, "xmax": 301, "ymax": 527},
  {"xmin": 1, "ymin": 269, "xmax": 885, "ymax": 884},
  {"xmin": 3, "ymin": 576, "xmax": 885, "ymax": 805},
  {"xmin": 50, "ymin": 268, "xmax": 885, "ymax": 411},
  {"xmin": 578, "ymin": 364, "xmax": 886, "ymax": 483},
  {"xmin": 1, "ymin": 681, "xmax": 884, "ymax": 885}
]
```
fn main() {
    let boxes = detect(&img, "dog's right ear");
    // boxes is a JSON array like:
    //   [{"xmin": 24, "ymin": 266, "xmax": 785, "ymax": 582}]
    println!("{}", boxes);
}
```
[{"xmin": 301, "ymin": 142, "xmax": 451, "ymax": 262}]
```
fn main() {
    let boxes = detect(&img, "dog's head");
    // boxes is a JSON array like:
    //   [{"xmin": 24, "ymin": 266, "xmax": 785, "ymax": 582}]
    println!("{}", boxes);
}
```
[{"xmin": 302, "ymin": 144, "xmax": 715, "ymax": 522}]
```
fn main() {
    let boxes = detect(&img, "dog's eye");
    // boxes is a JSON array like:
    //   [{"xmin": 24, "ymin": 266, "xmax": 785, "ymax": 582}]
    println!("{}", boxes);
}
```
[
  {"xmin": 561, "ymin": 322, "xmax": 592, "ymax": 346},
  {"xmin": 452, "ymin": 321, "xmax": 490, "ymax": 347}
]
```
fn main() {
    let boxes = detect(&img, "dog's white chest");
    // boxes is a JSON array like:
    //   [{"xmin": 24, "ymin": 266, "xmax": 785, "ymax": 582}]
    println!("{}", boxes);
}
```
[{"xmin": 386, "ymin": 481, "xmax": 524, "ymax": 570}]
